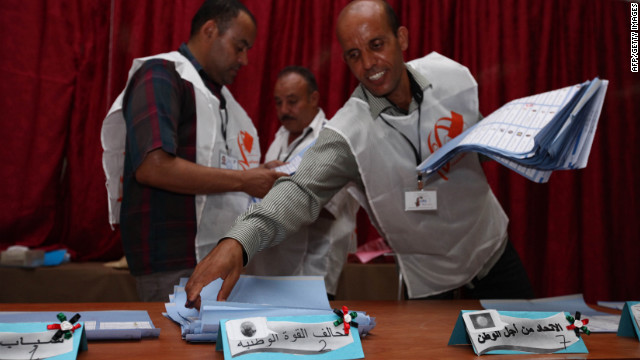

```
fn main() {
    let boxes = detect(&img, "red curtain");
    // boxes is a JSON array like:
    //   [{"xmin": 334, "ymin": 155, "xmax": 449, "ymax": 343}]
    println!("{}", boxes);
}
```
[{"xmin": 0, "ymin": 0, "xmax": 638, "ymax": 303}]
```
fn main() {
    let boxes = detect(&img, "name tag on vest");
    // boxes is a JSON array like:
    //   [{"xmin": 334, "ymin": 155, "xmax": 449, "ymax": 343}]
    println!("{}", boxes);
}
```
[
  {"xmin": 405, "ymin": 190, "xmax": 437, "ymax": 211},
  {"xmin": 220, "ymin": 151, "xmax": 239, "ymax": 170}
]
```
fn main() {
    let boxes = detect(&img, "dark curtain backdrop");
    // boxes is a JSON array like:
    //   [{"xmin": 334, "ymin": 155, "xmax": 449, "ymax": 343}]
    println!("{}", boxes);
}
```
[{"xmin": 1, "ymin": 0, "xmax": 638, "ymax": 303}]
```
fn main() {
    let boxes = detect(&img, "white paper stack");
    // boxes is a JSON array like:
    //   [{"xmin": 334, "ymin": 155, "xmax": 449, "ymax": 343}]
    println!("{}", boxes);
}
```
[
  {"xmin": 417, "ymin": 78, "xmax": 608, "ymax": 183},
  {"xmin": 164, "ymin": 275, "xmax": 376, "ymax": 342}
]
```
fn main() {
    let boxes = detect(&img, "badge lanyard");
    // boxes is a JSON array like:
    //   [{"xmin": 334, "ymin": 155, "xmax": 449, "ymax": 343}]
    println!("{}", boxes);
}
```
[
  {"xmin": 362, "ymin": 71, "xmax": 426, "ymax": 190},
  {"xmin": 278, "ymin": 127, "xmax": 312, "ymax": 162},
  {"xmin": 379, "ymin": 108, "xmax": 423, "ymax": 190},
  {"xmin": 367, "ymin": 92, "xmax": 425, "ymax": 190},
  {"xmin": 220, "ymin": 107, "xmax": 229, "ymax": 153}
]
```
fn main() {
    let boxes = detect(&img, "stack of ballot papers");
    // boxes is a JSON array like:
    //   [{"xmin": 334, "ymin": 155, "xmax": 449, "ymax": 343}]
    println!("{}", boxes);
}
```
[
  {"xmin": 164, "ymin": 275, "xmax": 376, "ymax": 342},
  {"xmin": 418, "ymin": 77, "xmax": 608, "ymax": 183}
]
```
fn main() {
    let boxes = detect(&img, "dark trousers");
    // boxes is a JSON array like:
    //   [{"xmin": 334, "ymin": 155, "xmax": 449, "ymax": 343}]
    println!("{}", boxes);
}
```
[{"xmin": 413, "ymin": 240, "xmax": 535, "ymax": 300}]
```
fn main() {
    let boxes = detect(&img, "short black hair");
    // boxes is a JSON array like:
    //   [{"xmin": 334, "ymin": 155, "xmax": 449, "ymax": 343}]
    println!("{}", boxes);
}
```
[
  {"xmin": 381, "ymin": 0, "xmax": 399, "ymax": 36},
  {"xmin": 190, "ymin": 0, "xmax": 256, "ymax": 37},
  {"xmin": 277, "ymin": 66, "xmax": 319, "ymax": 94}
]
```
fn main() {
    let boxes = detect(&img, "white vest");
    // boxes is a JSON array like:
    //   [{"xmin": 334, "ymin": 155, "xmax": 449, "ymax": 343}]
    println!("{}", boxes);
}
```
[
  {"xmin": 101, "ymin": 51, "xmax": 260, "ymax": 262},
  {"xmin": 244, "ymin": 110, "xmax": 359, "ymax": 294},
  {"xmin": 325, "ymin": 52, "xmax": 508, "ymax": 298}
]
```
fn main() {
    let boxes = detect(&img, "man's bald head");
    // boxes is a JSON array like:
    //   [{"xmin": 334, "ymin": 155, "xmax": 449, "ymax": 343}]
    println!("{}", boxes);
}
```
[
  {"xmin": 335, "ymin": 0, "xmax": 411, "ymax": 109},
  {"xmin": 337, "ymin": 0, "xmax": 399, "ymax": 40}
]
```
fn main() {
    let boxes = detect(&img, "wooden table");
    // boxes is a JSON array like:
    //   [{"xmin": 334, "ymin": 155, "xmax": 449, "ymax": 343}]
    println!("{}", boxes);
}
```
[{"xmin": 1, "ymin": 301, "xmax": 638, "ymax": 359}]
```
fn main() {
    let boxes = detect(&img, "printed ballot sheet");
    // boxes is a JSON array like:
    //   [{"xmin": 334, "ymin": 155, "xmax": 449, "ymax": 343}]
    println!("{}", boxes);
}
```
[
  {"xmin": 417, "ymin": 77, "xmax": 608, "ymax": 183},
  {"xmin": 460, "ymin": 84, "xmax": 580, "ymax": 158}
]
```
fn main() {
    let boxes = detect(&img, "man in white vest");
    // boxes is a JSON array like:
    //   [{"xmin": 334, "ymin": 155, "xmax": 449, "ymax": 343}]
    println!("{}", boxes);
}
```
[
  {"xmin": 185, "ymin": 0, "xmax": 533, "ymax": 307},
  {"xmin": 101, "ymin": 0, "xmax": 285, "ymax": 301},
  {"xmin": 243, "ymin": 66, "xmax": 359, "ymax": 297}
]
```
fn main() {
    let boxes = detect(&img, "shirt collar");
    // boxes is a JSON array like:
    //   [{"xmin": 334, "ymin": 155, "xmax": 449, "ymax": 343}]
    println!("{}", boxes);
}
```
[
  {"xmin": 351, "ymin": 63, "xmax": 431, "ymax": 119},
  {"xmin": 179, "ymin": 43, "xmax": 225, "ymax": 106},
  {"xmin": 277, "ymin": 108, "xmax": 326, "ymax": 138}
]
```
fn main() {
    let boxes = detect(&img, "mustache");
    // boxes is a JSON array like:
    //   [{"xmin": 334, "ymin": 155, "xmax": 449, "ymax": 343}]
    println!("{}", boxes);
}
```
[{"xmin": 280, "ymin": 115, "xmax": 296, "ymax": 122}]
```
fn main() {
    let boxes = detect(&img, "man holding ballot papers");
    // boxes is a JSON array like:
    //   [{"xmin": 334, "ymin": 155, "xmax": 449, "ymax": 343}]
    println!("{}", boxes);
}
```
[{"xmin": 185, "ymin": 0, "xmax": 534, "ymax": 308}]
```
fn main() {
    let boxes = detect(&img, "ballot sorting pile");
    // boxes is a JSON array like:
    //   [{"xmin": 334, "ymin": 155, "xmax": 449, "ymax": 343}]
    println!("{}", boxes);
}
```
[{"xmin": 164, "ymin": 275, "xmax": 376, "ymax": 342}]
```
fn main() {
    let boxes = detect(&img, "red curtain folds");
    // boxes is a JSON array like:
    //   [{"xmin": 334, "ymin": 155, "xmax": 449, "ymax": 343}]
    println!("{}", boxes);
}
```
[{"xmin": 0, "ymin": 0, "xmax": 638, "ymax": 303}]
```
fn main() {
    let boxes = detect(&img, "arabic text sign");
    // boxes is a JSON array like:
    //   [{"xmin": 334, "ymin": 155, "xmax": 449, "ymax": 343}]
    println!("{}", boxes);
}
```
[
  {"xmin": 227, "ymin": 319, "xmax": 353, "ymax": 357},
  {"xmin": 0, "ymin": 330, "xmax": 73, "ymax": 360},
  {"xmin": 464, "ymin": 311, "xmax": 580, "ymax": 355}
]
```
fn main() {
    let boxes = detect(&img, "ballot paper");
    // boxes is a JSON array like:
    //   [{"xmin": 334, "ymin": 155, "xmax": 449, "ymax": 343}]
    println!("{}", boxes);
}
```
[
  {"xmin": 164, "ymin": 275, "xmax": 376, "ymax": 343},
  {"xmin": 273, "ymin": 140, "xmax": 316, "ymax": 175},
  {"xmin": 417, "ymin": 77, "xmax": 608, "ymax": 183}
]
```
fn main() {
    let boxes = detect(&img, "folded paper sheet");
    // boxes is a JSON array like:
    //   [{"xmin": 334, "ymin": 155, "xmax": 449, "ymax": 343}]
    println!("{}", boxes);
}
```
[
  {"xmin": 417, "ymin": 78, "xmax": 608, "ymax": 183},
  {"xmin": 617, "ymin": 301, "xmax": 640, "ymax": 340},
  {"xmin": 0, "ymin": 322, "xmax": 87, "ymax": 360},
  {"xmin": 481, "ymin": 293, "xmax": 620, "ymax": 333},
  {"xmin": 218, "ymin": 315, "xmax": 364, "ymax": 360},
  {"xmin": 449, "ymin": 310, "xmax": 588, "ymax": 355}
]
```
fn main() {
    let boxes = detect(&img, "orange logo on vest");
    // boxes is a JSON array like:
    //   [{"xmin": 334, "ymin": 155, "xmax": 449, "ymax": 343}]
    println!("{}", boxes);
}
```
[
  {"xmin": 237, "ymin": 131, "xmax": 254, "ymax": 170},
  {"xmin": 427, "ymin": 111, "xmax": 464, "ymax": 180}
]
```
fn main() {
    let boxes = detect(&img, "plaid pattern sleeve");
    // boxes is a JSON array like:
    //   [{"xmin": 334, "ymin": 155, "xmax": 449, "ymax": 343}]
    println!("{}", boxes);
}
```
[
  {"xmin": 120, "ymin": 59, "xmax": 198, "ymax": 276},
  {"xmin": 226, "ymin": 129, "xmax": 362, "ymax": 262},
  {"xmin": 122, "ymin": 59, "xmax": 185, "ymax": 169}
]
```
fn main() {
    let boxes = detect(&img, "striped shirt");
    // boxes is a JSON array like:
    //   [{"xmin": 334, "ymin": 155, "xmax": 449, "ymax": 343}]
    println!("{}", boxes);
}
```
[{"xmin": 226, "ymin": 65, "xmax": 430, "ymax": 262}]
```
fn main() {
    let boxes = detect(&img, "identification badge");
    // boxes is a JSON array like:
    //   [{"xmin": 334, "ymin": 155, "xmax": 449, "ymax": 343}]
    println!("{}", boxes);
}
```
[
  {"xmin": 219, "ymin": 151, "xmax": 239, "ymax": 170},
  {"xmin": 405, "ymin": 190, "xmax": 437, "ymax": 211}
]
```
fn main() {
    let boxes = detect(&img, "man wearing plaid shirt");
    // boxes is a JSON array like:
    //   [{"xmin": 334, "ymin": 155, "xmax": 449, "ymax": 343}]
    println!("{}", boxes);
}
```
[{"xmin": 102, "ymin": 0, "xmax": 284, "ymax": 301}]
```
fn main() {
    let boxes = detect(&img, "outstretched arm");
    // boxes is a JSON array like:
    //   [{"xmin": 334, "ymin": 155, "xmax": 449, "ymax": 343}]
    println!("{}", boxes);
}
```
[{"xmin": 184, "ymin": 129, "xmax": 361, "ymax": 307}]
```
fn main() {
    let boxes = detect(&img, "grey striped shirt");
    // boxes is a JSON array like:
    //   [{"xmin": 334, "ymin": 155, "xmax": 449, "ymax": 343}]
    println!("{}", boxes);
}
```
[{"xmin": 225, "ymin": 64, "xmax": 430, "ymax": 262}]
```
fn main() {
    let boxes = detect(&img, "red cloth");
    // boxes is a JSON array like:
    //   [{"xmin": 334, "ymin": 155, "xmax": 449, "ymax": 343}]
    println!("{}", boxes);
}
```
[{"xmin": 0, "ymin": 0, "xmax": 638, "ymax": 303}]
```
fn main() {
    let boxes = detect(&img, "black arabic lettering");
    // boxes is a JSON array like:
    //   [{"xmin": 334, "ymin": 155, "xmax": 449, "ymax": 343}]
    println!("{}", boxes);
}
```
[
  {"xmin": 0, "ymin": 340, "xmax": 20, "ymax": 348},
  {"xmin": 313, "ymin": 327, "xmax": 330, "ymax": 338},
  {"xmin": 241, "ymin": 339, "xmax": 265, "ymax": 348},
  {"xmin": 21, "ymin": 337, "xmax": 52, "ymax": 346},
  {"xmin": 491, "ymin": 331, "xmax": 501, "ymax": 341},
  {"xmin": 478, "ymin": 333, "xmax": 488, "ymax": 344},
  {"xmin": 503, "ymin": 323, "xmax": 518, "ymax": 337},
  {"xmin": 549, "ymin": 323, "xmax": 562, "ymax": 332},
  {"xmin": 537, "ymin": 323, "xmax": 563, "ymax": 333},
  {"xmin": 291, "ymin": 328, "xmax": 308, "ymax": 342}
]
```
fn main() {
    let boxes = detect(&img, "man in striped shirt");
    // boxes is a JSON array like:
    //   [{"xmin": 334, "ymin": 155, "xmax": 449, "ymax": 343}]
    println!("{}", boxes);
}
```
[{"xmin": 185, "ymin": 0, "xmax": 532, "ymax": 307}]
